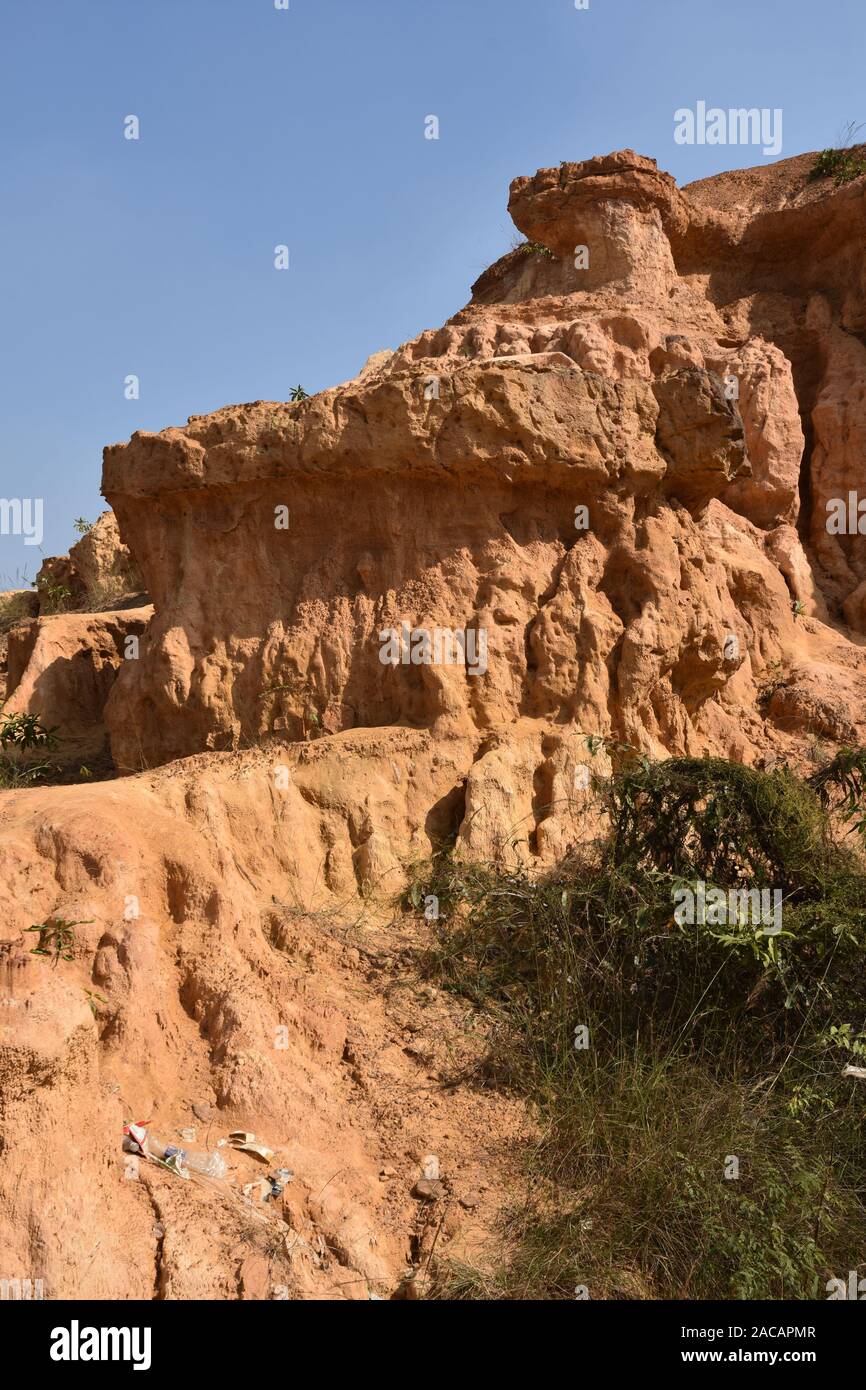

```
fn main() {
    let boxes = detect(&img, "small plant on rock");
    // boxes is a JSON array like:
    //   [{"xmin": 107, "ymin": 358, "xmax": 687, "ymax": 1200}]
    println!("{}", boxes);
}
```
[
  {"xmin": 32, "ymin": 575, "xmax": 72, "ymax": 614},
  {"xmin": 25, "ymin": 918, "xmax": 93, "ymax": 966}
]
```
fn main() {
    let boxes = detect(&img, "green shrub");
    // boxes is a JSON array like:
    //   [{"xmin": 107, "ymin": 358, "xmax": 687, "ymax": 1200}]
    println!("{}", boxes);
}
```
[
  {"xmin": 0, "ymin": 711, "xmax": 58, "ymax": 751},
  {"xmin": 808, "ymin": 148, "xmax": 866, "ymax": 186},
  {"xmin": 413, "ymin": 756, "xmax": 866, "ymax": 1299}
]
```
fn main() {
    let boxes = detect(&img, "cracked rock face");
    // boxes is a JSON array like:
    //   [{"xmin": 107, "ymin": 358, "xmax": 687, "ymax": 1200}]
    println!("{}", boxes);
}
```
[
  {"xmin": 103, "ymin": 147, "xmax": 866, "ymax": 772},
  {"xmin": 4, "ymin": 145, "xmax": 866, "ymax": 1302}
]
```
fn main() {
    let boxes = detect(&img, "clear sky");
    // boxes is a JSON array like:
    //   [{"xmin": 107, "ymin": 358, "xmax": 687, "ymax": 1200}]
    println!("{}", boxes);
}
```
[{"xmin": 1, "ymin": 0, "xmax": 863, "ymax": 579}]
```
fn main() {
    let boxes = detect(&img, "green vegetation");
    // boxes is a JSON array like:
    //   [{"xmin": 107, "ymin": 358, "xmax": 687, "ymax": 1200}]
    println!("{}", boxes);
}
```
[
  {"xmin": 31, "ymin": 574, "xmax": 72, "ymax": 614},
  {"xmin": 0, "ymin": 711, "xmax": 59, "ymax": 788},
  {"xmin": 25, "ymin": 917, "xmax": 93, "ymax": 965},
  {"xmin": 0, "ymin": 711, "xmax": 58, "ymax": 751},
  {"xmin": 407, "ymin": 755, "xmax": 866, "ymax": 1299},
  {"xmin": 289, "ymin": 384, "xmax": 309, "ymax": 402},
  {"xmin": 809, "ymin": 745, "xmax": 866, "ymax": 840},
  {"xmin": 809, "ymin": 148, "xmax": 866, "ymax": 186},
  {"xmin": 513, "ymin": 238, "xmax": 553, "ymax": 260}
]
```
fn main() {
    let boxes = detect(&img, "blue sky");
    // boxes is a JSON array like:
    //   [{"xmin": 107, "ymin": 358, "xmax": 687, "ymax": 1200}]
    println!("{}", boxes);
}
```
[{"xmin": 1, "ymin": 0, "xmax": 863, "ymax": 578}]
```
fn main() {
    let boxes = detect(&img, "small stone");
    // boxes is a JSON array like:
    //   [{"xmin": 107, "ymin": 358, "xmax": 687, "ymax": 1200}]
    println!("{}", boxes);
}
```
[
  {"xmin": 412, "ymin": 1178, "xmax": 445, "ymax": 1202},
  {"xmin": 421, "ymin": 1154, "xmax": 440, "ymax": 1180},
  {"xmin": 192, "ymin": 1103, "xmax": 213, "ymax": 1123},
  {"xmin": 459, "ymin": 1191, "xmax": 482, "ymax": 1210}
]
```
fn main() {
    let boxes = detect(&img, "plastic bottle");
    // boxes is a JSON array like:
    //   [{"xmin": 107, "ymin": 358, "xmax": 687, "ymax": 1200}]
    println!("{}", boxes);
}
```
[{"xmin": 183, "ymin": 1149, "xmax": 228, "ymax": 1179}]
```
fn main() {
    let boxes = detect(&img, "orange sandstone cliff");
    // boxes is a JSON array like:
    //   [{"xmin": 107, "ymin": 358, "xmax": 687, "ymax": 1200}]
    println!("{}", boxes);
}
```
[{"xmin": 2, "ymin": 147, "xmax": 866, "ymax": 1299}]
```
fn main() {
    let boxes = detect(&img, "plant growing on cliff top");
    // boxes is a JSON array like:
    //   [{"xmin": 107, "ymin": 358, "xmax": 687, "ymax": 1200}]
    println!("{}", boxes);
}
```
[
  {"xmin": 289, "ymin": 384, "xmax": 309, "ymax": 402},
  {"xmin": 809, "ymin": 148, "xmax": 862, "ymax": 184},
  {"xmin": 809, "ymin": 121, "xmax": 866, "ymax": 185},
  {"xmin": 413, "ymin": 755, "xmax": 866, "ymax": 1300},
  {"xmin": 73, "ymin": 517, "xmax": 92, "ymax": 535},
  {"xmin": 511, "ymin": 237, "xmax": 553, "ymax": 259}
]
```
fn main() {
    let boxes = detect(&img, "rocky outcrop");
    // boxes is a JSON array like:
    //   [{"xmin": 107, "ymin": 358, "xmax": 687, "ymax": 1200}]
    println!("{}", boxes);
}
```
[
  {"xmin": 102, "ymin": 148, "xmax": 866, "ymax": 773},
  {"xmin": 3, "ymin": 607, "xmax": 152, "ymax": 760},
  {"xmin": 35, "ymin": 510, "xmax": 144, "ymax": 614},
  {"xmin": 0, "ymin": 589, "xmax": 39, "ymax": 693}
]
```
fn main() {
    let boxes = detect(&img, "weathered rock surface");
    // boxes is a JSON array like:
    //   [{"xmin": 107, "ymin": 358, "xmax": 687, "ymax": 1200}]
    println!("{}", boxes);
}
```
[
  {"xmin": 35, "ymin": 509, "xmax": 144, "ymax": 614},
  {"xmin": 102, "ymin": 148, "xmax": 866, "ymax": 772},
  {"xmin": 3, "ymin": 607, "xmax": 152, "ymax": 761},
  {"xmin": 3, "ymin": 145, "xmax": 866, "ymax": 1300},
  {"xmin": 0, "ymin": 738, "xmax": 526, "ymax": 1298}
]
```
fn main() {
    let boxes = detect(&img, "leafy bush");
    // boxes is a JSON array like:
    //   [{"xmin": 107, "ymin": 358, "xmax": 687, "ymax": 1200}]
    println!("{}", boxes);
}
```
[
  {"xmin": 0, "ymin": 711, "xmax": 59, "ymax": 788},
  {"xmin": 412, "ymin": 756, "xmax": 866, "ymax": 1299},
  {"xmin": 0, "ymin": 711, "xmax": 58, "ymax": 751}
]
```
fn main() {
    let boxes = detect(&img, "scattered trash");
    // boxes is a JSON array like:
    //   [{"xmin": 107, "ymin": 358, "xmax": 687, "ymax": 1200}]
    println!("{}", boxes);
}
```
[
  {"xmin": 267, "ymin": 1171, "xmax": 291, "ymax": 1199},
  {"xmin": 842, "ymin": 1064, "xmax": 866, "ymax": 1079},
  {"xmin": 234, "ymin": 1142, "xmax": 274, "ymax": 1163},
  {"xmin": 421, "ymin": 1154, "xmax": 440, "ymax": 1181},
  {"xmin": 164, "ymin": 1145, "xmax": 228, "ymax": 1179},
  {"xmin": 229, "ymin": 1133, "xmax": 275, "ymax": 1163},
  {"xmin": 122, "ymin": 1121, "xmax": 153, "ymax": 1158},
  {"xmin": 160, "ymin": 1151, "xmax": 190, "ymax": 1180},
  {"xmin": 243, "ymin": 1178, "xmax": 272, "ymax": 1204},
  {"xmin": 122, "ymin": 1122, "xmax": 227, "ymax": 1180}
]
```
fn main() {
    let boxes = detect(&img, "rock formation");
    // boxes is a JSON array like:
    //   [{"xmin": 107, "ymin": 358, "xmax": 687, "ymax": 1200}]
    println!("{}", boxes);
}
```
[
  {"xmin": 3, "ymin": 146, "xmax": 866, "ymax": 1300},
  {"xmin": 102, "ymin": 148, "xmax": 866, "ymax": 779}
]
